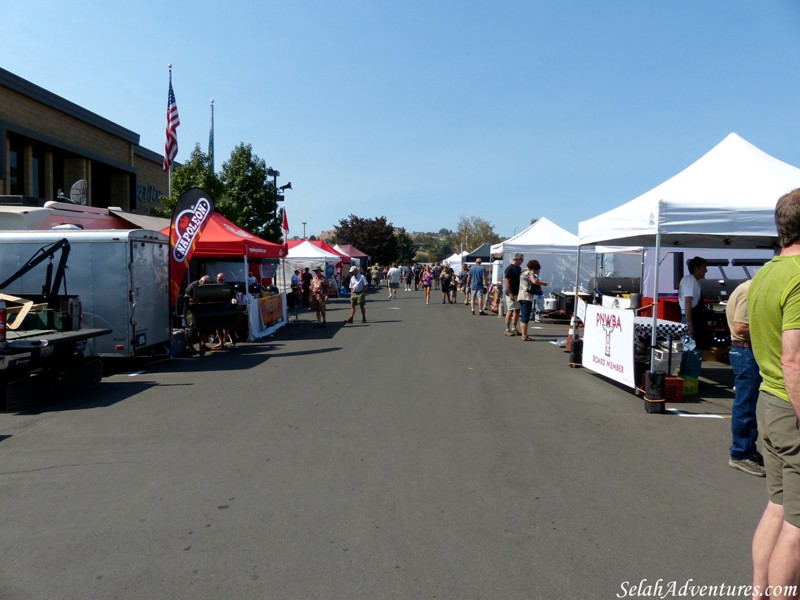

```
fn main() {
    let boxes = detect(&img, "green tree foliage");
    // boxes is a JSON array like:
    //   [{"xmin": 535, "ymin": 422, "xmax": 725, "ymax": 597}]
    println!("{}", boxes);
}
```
[
  {"xmin": 218, "ymin": 144, "xmax": 280, "ymax": 241},
  {"xmin": 334, "ymin": 215, "xmax": 398, "ymax": 265},
  {"xmin": 453, "ymin": 215, "xmax": 501, "ymax": 253},
  {"xmin": 155, "ymin": 144, "xmax": 223, "ymax": 216},
  {"xmin": 415, "ymin": 234, "xmax": 452, "ymax": 262},
  {"xmin": 395, "ymin": 228, "xmax": 416, "ymax": 263}
]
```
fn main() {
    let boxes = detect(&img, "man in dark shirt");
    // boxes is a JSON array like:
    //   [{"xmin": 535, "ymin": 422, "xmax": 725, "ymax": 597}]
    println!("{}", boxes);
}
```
[
  {"xmin": 301, "ymin": 267, "xmax": 312, "ymax": 306},
  {"xmin": 503, "ymin": 253, "xmax": 524, "ymax": 336}
]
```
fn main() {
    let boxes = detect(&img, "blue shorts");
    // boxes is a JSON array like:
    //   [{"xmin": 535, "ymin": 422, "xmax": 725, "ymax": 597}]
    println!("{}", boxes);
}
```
[{"xmin": 519, "ymin": 300, "xmax": 533, "ymax": 324}]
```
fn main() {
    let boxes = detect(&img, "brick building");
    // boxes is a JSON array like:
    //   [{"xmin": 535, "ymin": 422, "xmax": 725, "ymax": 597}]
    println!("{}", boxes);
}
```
[{"xmin": 0, "ymin": 67, "xmax": 168, "ymax": 214}]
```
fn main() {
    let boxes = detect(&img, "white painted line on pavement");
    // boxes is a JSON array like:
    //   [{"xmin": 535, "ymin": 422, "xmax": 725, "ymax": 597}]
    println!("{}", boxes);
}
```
[{"xmin": 666, "ymin": 408, "xmax": 724, "ymax": 419}]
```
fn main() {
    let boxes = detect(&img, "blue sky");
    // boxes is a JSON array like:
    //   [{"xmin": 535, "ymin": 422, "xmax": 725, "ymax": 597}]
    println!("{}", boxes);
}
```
[{"xmin": 5, "ymin": 1, "xmax": 800, "ymax": 240}]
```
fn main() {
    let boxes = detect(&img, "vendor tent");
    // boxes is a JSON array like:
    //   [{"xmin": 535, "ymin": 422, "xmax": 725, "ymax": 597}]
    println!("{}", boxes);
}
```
[
  {"xmin": 578, "ymin": 133, "xmax": 800, "ymax": 249},
  {"xmin": 278, "ymin": 240, "xmax": 343, "ymax": 293},
  {"xmin": 464, "ymin": 242, "xmax": 493, "ymax": 263},
  {"xmin": 490, "ymin": 217, "xmax": 594, "ymax": 292},
  {"xmin": 576, "ymin": 132, "xmax": 800, "ymax": 373},
  {"xmin": 334, "ymin": 244, "xmax": 369, "ymax": 266},
  {"xmin": 443, "ymin": 251, "xmax": 469, "ymax": 274},
  {"xmin": 160, "ymin": 212, "xmax": 284, "ymax": 259},
  {"xmin": 292, "ymin": 239, "xmax": 349, "ymax": 263}
]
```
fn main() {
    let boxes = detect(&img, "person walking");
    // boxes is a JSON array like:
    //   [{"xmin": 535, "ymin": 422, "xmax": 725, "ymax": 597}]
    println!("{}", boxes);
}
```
[
  {"xmin": 459, "ymin": 264, "xmax": 470, "ymax": 305},
  {"xmin": 404, "ymin": 265, "xmax": 413, "ymax": 292},
  {"xmin": 420, "ymin": 265, "xmax": 433, "ymax": 304},
  {"xmin": 345, "ymin": 266, "xmax": 368, "ymax": 324},
  {"xmin": 432, "ymin": 263, "xmax": 442, "ymax": 291},
  {"xmin": 503, "ymin": 253, "xmax": 524, "ymax": 336},
  {"xmin": 748, "ymin": 188, "xmax": 800, "ymax": 596},
  {"xmin": 725, "ymin": 279, "xmax": 764, "ymax": 477},
  {"xmin": 467, "ymin": 258, "xmax": 488, "ymax": 315},
  {"xmin": 440, "ymin": 266, "xmax": 452, "ymax": 304},
  {"xmin": 310, "ymin": 266, "xmax": 329, "ymax": 328},
  {"xmin": 387, "ymin": 263, "xmax": 401, "ymax": 299}
]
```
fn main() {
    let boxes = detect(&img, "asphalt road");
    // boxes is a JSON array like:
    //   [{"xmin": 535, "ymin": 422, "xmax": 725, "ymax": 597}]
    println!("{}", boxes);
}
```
[{"xmin": 0, "ymin": 287, "xmax": 765, "ymax": 599}]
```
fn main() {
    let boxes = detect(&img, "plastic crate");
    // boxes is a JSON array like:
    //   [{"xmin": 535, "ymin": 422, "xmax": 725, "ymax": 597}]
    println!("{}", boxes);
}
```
[{"xmin": 665, "ymin": 375, "xmax": 684, "ymax": 402}]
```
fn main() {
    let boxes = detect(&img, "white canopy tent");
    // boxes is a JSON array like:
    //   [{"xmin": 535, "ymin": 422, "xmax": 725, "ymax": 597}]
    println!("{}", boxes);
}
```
[
  {"xmin": 276, "ymin": 240, "xmax": 342, "ymax": 293},
  {"xmin": 444, "ymin": 251, "xmax": 469, "ymax": 274},
  {"xmin": 577, "ymin": 132, "xmax": 800, "ymax": 368},
  {"xmin": 491, "ymin": 217, "xmax": 595, "ymax": 292},
  {"xmin": 578, "ymin": 133, "xmax": 800, "ymax": 249}
]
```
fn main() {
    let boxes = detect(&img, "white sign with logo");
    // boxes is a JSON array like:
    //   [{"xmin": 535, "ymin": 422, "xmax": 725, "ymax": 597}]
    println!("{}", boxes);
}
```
[
  {"xmin": 582, "ymin": 305, "xmax": 635, "ymax": 388},
  {"xmin": 601, "ymin": 295, "xmax": 631, "ymax": 310}
]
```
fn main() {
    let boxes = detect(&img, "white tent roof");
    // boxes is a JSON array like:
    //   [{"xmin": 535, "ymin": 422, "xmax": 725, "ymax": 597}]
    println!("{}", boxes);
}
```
[
  {"xmin": 490, "ymin": 217, "xmax": 595, "ymax": 293},
  {"xmin": 578, "ymin": 133, "xmax": 800, "ymax": 248},
  {"xmin": 491, "ymin": 217, "xmax": 579, "ymax": 256},
  {"xmin": 286, "ymin": 240, "xmax": 341, "ymax": 261}
]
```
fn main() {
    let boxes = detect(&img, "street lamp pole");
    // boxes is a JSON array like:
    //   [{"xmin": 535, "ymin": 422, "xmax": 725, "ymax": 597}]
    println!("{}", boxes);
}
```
[
  {"xmin": 302, "ymin": 222, "xmax": 307, "ymax": 239},
  {"xmin": 267, "ymin": 167, "xmax": 292, "ymax": 241}
]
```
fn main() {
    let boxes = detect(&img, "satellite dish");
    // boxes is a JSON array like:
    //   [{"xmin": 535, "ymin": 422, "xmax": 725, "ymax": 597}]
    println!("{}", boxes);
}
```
[{"xmin": 69, "ymin": 180, "xmax": 88, "ymax": 205}]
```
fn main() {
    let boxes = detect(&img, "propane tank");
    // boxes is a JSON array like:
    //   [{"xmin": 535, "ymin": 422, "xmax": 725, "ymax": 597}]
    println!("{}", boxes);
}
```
[{"xmin": 0, "ymin": 299, "xmax": 6, "ymax": 349}]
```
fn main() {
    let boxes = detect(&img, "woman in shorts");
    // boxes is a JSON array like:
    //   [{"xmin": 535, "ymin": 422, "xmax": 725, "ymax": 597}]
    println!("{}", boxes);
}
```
[
  {"xmin": 440, "ymin": 267, "xmax": 452, "ymax": 304},
  {"xmin": 421, "ymin": 265, "xmax": 433, "ymax": 304}
]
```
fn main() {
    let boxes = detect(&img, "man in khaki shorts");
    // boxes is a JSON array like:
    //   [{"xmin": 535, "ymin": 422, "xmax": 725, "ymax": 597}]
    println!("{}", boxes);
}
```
[
  {"xmin": 345, "ymin": 266, "xmax": 368, "ymax": 324},
  {"xmin": 749, "ymin": 187, "xmax": 800, "ymax": 597}
]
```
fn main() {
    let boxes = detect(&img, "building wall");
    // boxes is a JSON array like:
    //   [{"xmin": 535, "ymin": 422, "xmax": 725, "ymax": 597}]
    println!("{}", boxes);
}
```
[{"xmin": 0, "ymin": 69, "xmax": 167, "ymax": 213}]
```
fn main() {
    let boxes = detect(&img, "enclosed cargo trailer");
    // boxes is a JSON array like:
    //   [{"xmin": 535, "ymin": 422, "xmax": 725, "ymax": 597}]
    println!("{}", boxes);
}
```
[{"xmin": 0, "ymin": 230, "xmax": 170, "ymax": 357}]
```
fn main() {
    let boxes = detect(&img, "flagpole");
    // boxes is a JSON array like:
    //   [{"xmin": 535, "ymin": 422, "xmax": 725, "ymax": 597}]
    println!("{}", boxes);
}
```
[
  {"xmin": 209, "ymin": 99, "xmax": 215, "ymax": 173},
  {"xmin": 167, "ymin": 64, "xmax": 173, "ymax": 199}
]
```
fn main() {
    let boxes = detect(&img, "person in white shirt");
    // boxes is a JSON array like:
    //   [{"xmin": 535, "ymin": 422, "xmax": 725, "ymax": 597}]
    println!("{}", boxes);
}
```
[
  {"xmin": 345, "ymin": 266, "xmax": 369, "ymax": 324},
  {"xmin": 386, "ymin": 264, "xmax": 401, "ymax": 299}
]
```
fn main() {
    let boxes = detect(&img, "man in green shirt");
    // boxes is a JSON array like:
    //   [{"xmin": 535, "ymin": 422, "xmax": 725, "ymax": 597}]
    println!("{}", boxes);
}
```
[{"xmin": 749, "ymin": 187, "xmax": 800, "ymax": 598}]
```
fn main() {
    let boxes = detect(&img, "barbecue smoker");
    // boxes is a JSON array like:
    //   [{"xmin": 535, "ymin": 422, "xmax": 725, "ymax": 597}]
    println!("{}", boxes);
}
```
[{"xmin": 182, "ymin": 283, "xmax": 245, "ymax": 354}]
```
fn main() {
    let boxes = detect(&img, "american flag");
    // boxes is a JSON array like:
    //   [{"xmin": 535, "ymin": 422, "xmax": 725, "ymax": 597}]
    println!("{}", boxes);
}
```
[{"xmin": 163, "ymin": 72, "xmax": 180, "ymax": 171}]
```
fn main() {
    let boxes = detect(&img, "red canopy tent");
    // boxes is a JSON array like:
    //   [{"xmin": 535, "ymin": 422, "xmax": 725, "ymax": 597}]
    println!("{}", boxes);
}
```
[
  {"xmin": 161, "ymin": 212, "xmax": 284, "ymax": 259},
  {"xmin": 286, "ymin": 239, "xmax": 348, "ymax": 262}
]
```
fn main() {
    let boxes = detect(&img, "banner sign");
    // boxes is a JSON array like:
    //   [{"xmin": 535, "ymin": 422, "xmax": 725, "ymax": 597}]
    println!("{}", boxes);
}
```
[
  {"xmin": 258, "ymin": 294, "xmax": 284, "ymax": 327},
  {"xmin": 168, "ymin": 188, "xmax": 215, "ymax": 308},
  {"xmin": 582, "ymin": 305, "xmax": 635, "ymax": 388}
]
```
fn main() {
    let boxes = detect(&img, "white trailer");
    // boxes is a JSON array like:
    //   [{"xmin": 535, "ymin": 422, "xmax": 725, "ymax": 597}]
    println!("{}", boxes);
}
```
[{"xmin": 0, "ymin": 230, "xmax": 170, "ymax": 358}]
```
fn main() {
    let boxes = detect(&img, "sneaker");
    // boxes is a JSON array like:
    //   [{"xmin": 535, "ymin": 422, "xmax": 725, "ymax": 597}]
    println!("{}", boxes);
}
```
[
  {"xmin": 362, "ymin": 318, "xmax": 367, "ymax": 323},
  {"xmin": 752, "ymin": 451, "xmax": 764, "ymax": 466},
  {"xmin": 479, "ymin": 310, "xmax": 487, "ymax": 316},
  {"xmin": 472, "ymin": 310, "xmax": 475, "ymax": 315},
  {"xmin": 728, "ymin": 458, "xmax": 766, "ymax": 477},
  {"xmin": 511, "ymin": 329, "xmax": 520, "ymax": 336},
  {"xmin": 344, "ymin": 317, "xmax": 353, "ymax": 324},
  {"xmin": 504, "ymin": 329, "xmax": 514, "ymax": 336}
]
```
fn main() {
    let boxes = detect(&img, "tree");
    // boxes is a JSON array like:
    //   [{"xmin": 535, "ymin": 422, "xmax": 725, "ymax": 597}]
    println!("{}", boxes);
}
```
[
  {"xmin": 156, "ymin": 144, "xmax": 223, "ymax": 216},
  {"xmin": 415, "ymin": 234, "xmax": 451, "ymax": 263},
  {"xmin": 218, "ymin": 143, "xmax": 279, "ymax": 241},
  {"xmin": 395, "ymin": 228, "xmax": 416, "ymax": 263},
  {"xmin": 334, "ymin": 215, "xmax": 398, "ymax": 265},
  {"xmin": 454, "ymin": 215, "xmax": 501, "ymax": 253}
]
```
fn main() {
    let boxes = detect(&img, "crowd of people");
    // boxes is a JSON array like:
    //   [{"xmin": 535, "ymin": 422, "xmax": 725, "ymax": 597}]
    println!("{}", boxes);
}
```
[
  {"xmin": 177, "ymin": 187, "xmax": 800, "ymax": 598},
  {"xmin": 330, "ymin": 256, "xmax": 550, "ymax": 339}
]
